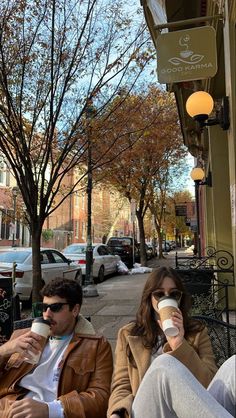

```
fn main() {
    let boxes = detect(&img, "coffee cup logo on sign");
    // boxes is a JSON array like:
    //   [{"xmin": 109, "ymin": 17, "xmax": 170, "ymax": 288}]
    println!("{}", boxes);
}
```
[{"xmin": 157, "ymin": 296, "xmax": 179, "ymax": 337}]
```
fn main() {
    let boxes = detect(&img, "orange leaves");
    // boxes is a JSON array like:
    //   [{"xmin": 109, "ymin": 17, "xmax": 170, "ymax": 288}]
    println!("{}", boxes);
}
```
[{"xmin": 93, "ymin": 85, "xmax": 186, "ymax": 203}]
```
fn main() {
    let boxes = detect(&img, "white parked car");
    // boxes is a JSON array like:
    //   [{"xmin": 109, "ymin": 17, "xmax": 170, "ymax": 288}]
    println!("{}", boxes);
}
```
[
  {"xmin": 0, "ymin": 248, "xmax": 82, "ymax": 303},
  {"xmin": 62, "ymin": 243, "xmax": 121, "ymax": 282}
]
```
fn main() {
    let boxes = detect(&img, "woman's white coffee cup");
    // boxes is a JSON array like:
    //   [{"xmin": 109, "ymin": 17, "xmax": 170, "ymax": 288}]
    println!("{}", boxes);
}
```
[{"xmin": 157, "ymin": 296, "xmax": 179, "ymax": 337}]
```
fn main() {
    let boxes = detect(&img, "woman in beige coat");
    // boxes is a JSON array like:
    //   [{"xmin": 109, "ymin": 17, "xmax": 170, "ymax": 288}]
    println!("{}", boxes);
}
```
[{"xmin": 108, "ymin": 267, "xmax": 218, "ymax": 418}]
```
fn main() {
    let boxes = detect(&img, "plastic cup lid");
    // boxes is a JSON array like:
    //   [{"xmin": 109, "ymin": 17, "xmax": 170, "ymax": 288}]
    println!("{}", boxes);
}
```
[{"xmin": 32, "ymin": 317, "xmax": 51, "ymax": 326}]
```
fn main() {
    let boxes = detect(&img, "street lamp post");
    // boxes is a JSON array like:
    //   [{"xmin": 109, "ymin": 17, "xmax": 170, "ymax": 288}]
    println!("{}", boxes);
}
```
[
  {"xmin": 194, "ymin": 180, "xmax": 201, "ymax": 257},
  {"xmin": 83, "ymin": 105, "xmax": 98, "ymax": 297},
  {"xmin": 130, "ymin": 199, "xmax": 136, "ymax": 266},
  {"xmin": 190, "ymin": 167, "xmax": 205, "ymax": 258},
  {"xmin": 163, "ymin": 204, "xmax": 168, "ymax": 254},
  {"xmin": 12, "ymin": 186, "xmax": 19, "ymax": 247}
]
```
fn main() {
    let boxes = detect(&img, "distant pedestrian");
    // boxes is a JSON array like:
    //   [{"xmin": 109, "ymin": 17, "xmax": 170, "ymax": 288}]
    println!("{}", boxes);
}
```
[{"xmin": 102, "ymin": 235, "xmax": 107, "ymax": 244}]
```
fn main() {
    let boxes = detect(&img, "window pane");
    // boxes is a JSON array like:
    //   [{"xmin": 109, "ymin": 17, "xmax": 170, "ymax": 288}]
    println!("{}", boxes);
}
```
[
  {"xmin": 0, "ymin": 251, "xmax": 30, "ymax": 263},
  {"xmin": 50, "ymin": 251, "xmax": 65, "ymax": 263}
]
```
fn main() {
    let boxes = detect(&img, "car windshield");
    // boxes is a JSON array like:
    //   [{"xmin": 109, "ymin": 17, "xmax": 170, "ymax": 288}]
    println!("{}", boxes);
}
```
[
  {"xmin": 63, "ymin": 245, "xmax": 87, "ymax": 254},
  {"xmin": 109, "ymin": 238, "xmax": 132, "ymax": 246},
  {"xmin": 0, "ymin": 251, "xmax": 31, "ymax": 263}
]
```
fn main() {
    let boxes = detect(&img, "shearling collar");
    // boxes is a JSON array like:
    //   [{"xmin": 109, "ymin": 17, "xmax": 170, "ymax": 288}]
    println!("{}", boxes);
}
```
[{"xmin": 74, "ymin": 313, "xmax": 96, "ymax": 335}]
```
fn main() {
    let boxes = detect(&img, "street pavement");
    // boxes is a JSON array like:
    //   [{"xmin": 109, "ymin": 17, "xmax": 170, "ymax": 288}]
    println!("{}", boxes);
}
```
[{"xmin": 80, "ymin": 250, "xmax": 177, "ymax": 352}]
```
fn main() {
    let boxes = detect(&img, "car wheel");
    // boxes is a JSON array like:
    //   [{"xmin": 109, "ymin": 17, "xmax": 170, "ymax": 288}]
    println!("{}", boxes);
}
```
[
  {"xmin": 97, "ymin": 266, "xmax": 105, "ymax": 283},
  {"xmin": 75, "ymin": 270, "xmax": 83, "ymax": 286}
]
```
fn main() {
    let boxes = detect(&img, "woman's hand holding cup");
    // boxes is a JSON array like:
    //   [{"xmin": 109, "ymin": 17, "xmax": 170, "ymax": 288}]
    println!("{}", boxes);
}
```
[
  {"xmin": 166, "ymin": 309, "xmax": 184, "ymax": 350},
  {"xmin": 157, "ymin": 296, "xmax": 185, "ymax": 351}
]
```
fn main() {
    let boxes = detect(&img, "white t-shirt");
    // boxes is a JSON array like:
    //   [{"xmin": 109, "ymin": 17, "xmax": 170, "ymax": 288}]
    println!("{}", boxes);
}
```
[{"xmin": 19, "ymin": 334, "xmax": 72, "ymax": 418}]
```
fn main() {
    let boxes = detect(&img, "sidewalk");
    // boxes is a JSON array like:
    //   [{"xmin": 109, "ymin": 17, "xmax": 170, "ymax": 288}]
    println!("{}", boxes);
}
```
[{"xmin": 80, "ymin": 251, "xmax": 176, "ymax": 352}]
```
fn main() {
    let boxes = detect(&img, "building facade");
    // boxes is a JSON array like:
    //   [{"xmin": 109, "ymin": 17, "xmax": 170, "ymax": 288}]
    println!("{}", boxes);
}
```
[
  {"xmin": 142, "ymin": 0, "xmax": 236, "ymax": 308},
  {"xmin": 0, "ymin": 161, "xmax": 134, "ymax": 250}
]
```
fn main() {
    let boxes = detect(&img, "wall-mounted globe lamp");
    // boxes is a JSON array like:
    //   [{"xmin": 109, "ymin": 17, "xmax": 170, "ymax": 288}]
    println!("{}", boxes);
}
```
[
  {"xmin": 186, "ymin": 91, "xmax": 230, "ymax": 131},
  {"xmin": 190, "ymin": 166, "xmax": 212, "ymax": 187},
  {"xmin": 190, "ymin": 167, "xmax": 205, "ymax": 183}
]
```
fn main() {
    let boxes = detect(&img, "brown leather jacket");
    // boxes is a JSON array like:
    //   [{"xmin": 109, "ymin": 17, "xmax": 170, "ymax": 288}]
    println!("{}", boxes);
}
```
[{"xmin": 0, "ymin": 315, "xmax": 113, "ymax": 418}]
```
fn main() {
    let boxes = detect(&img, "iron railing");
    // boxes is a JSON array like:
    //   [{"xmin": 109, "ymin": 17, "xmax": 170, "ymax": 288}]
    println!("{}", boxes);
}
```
[{"xmin": 175, "ymin": 248, "xmax": 235, "ymax": 323}]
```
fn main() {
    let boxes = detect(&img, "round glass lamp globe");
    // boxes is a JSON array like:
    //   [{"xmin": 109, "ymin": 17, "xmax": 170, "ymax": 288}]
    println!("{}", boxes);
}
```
[
  {"xmin": 190, "ymin": 167, "xmax": 205, "ymax": 181},
  {"xmin": 186, "ymin": 91, "xmax": 214, "ymax": 118}
]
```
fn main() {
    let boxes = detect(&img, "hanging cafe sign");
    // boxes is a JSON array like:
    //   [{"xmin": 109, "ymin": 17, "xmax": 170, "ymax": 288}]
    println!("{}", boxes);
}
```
[
  {"xmin": 156, "ymin": 26, "xmax": 217, "ymax": 84},
  {"xmin": 175, "ymin": 204, "xmax": 187, "ymax": 217}
]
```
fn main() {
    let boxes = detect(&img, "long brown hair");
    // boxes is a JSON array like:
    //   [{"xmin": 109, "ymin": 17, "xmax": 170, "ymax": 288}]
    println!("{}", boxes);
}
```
[{"xmin": 128, "ymin": 267, "xmax": 204, "ymax": 359}]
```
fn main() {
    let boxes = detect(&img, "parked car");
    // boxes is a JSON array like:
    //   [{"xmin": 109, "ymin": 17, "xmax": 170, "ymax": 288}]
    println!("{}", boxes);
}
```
[
  {"xmin": 146, "ymin": 242, "xmax": 157, "ymax": 257},
  {"xmin": 166, "ymin": 240, "xmax": 176, "ymax": 250},
  {"xmin": 136, "ymin": 243, "xmax": 154, "ymax": 261},
  {"xmin": 62, "ymin": 243, "xmax": 120, "ymax": 283},
  {"xmin": 163, "ymin": 242, "xmax": 171, "ymax": 252},
  {"xmin": 107, "ymin": 237, "xmax": 138, "ymax": 268},
  {"xmin": 156, "ymin": 242, "xmax": 171, "ymax": 253},
  {"xmin": 146, "ymin": 244, "xmax": 155, "ymax": 259},
  {"xmin": 0, "ymin": 248, "xmax": 82, "ymax": 303}
]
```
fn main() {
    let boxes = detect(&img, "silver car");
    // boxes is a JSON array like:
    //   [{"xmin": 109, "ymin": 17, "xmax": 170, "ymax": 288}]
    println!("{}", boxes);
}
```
[
  {"xmin": 0, "ymin": 248, "xmax": 82, "ymax": 302},
  {"xmin": 63, "ymin": 243, "xmax": 120, "ymax": 282}
]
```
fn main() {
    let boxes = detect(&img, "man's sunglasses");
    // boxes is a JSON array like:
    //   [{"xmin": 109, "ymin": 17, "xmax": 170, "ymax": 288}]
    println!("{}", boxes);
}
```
[
  {"xmin": 152, "ymin": 289, "xmax": 183, "ymax": 304},
  {"xmin": 36, "ymin": 302, "xmax": 70, "ymax": 313}
]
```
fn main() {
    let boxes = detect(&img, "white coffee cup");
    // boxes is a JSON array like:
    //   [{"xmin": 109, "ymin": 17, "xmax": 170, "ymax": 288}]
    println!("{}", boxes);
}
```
[
  {"xmin": 157, "ymin": 296, "xmax": 179, "ymax": 337},
  {"xmin": 24, "ymin": 317, "xmax": 51, "ymax": 364}
]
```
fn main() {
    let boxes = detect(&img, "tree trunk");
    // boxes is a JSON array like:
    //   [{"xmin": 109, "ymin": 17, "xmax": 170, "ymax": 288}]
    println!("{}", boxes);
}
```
[
  {"xmin": 136, "ymin": 212, "xmax": 147, "ymax": 266},
  {"xmin": 31, "ymin": 222, "xmax": 44, "ymax": 303},
  {"xmin": 153, "ymin": 217, "xmax": 164, "ymax": 259},
  {"xmin": 157, "ymin": 229, "xmax": 164, "ymax": 259}
]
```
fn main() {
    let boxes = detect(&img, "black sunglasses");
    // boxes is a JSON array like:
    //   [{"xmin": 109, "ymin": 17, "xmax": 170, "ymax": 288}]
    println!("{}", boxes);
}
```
[
  {"xmin": 37, "ymin": 302, "xmax": 70, "ymax": 313},
  {"xmin": 152, "ymin": 289, "xmax": 183, "ymax": 304}
]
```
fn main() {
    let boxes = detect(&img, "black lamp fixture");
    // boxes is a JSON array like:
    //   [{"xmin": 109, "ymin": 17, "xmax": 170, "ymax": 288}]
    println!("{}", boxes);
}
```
[
  {"xmin": 190, "ymin": 167, "xmax": 206, "ymax": 258},
  {"xmin": 190, "ymin": 165, "xmax": 212, "ymax": 258},
  {"xmin": 186, "ymin": 91, "xmax": 230, "ymax": 131}
]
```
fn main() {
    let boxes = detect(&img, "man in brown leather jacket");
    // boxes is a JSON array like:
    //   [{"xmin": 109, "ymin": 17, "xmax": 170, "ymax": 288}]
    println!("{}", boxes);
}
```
[{"xmin": 0, "ymin": 278, "xmax": 113, "ymax": 418}]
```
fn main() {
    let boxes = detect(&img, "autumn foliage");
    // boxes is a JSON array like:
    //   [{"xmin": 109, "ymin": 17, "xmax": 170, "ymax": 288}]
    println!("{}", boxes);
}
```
[
  {"xmin": 0, "ymin": 0, "xmax": 153, "ymax": 300},
  {"xmin": 93, "ymin": 86, "xmax": 187, "ymax": 264}
]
